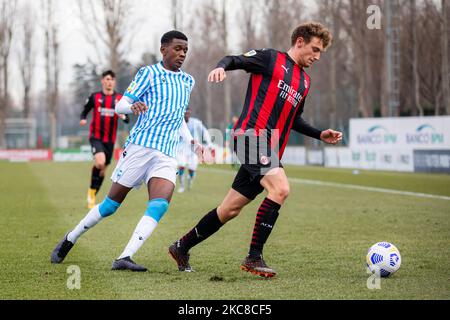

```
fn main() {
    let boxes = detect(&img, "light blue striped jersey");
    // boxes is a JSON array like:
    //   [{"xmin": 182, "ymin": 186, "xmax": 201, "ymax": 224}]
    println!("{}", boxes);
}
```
[{"xmin": 124, "ymin": 62, "xmax": 195, "ymax": 158}]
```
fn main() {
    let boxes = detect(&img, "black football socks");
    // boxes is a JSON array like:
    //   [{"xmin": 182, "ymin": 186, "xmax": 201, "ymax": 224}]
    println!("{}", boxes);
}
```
[
  {"xmin": 178, "ymin": 208, "xmax": 223, "ymax": 253},
  {"xmin": 90, "ymin": 166, "xmax": 104, "ymax": 193},
  {"xmin": 248, "ymin": 198, "xmax": 281, "ymax": 258}
]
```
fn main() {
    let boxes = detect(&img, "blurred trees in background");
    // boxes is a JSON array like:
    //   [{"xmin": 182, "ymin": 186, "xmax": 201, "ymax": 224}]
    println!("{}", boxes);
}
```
[
  {"xmin": 184, "ymin": 0, "xmax": 450, "ymax": 140},
  {"xmin": 0, "ymin": 0, "xmax": 449, "ymax": 148},
  {"xmin": 43, "ymin": 0, "xmax": 60, "ymax": 149},
  {"xmin": 305, "ymin": 0, "xmax": 449, "ymax": 144},
  {"xmin": 0, "ymin": 0, "xmax": 16, "ymax": 148}
]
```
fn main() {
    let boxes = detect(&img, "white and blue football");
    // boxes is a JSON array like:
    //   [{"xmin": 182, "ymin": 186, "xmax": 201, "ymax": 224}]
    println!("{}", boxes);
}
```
[{"xmin": 366, "ymin": 242, "xmax": 401, "ymax": 277}]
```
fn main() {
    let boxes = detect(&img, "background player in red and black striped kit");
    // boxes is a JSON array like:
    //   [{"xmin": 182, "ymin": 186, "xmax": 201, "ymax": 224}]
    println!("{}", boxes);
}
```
[
  {"xmin": 80, "ymin": 70, "xmax": 129, "ymax": 209},
  {"xmin": 169, "ymin": 22, "xmax": 343, "ymax": 278}
]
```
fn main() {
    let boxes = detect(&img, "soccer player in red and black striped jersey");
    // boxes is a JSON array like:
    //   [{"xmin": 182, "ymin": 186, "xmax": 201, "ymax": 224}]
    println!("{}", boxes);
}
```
[
  {"xmin": 169, "ymin": 22, "xmax": 343, "ymax": 277},
  {"xmin": 80, "ymin": 70, "xmax": 129, "ymax": 209}
]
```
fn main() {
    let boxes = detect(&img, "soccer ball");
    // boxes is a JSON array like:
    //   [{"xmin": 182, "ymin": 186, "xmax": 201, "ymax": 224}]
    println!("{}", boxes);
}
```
[{"xmin": 366, "ymin": 242, "xmax": 401, "ymax": 277}]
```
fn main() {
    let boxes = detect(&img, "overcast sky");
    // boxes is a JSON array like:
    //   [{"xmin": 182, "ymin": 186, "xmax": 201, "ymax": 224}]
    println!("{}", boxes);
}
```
[{"xmin": 11, "ymin": 0, "xmax": 173, "ymax": 98}]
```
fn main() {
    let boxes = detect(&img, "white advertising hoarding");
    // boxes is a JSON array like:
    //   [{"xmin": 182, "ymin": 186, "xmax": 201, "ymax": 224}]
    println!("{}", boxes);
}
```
[
  {"xmin": 324, "ymin": 147, "xmax": 414, "ymax": 172},
  {"xmin": 283, "ymin": 147, "xmax": 306, "ymax": 165},
  {"xmin": 350, "ymin": 116, "xmax": 450, "ymax": 149}
]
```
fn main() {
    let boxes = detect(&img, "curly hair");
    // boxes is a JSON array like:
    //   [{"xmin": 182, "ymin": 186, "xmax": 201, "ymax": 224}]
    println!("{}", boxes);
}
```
[{"xmin": 291, "ymin": 22, "xmax": 332, "ymax": 50}]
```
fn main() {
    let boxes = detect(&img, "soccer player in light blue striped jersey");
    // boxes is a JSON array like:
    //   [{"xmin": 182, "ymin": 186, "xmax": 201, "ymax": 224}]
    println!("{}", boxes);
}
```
[{"xmin": 51, "ymin": 31, "xmax": 202, "ymax": 272}]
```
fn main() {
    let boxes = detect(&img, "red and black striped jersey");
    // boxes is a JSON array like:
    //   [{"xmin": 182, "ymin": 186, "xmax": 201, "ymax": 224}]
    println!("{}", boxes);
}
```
[
  {"xmin": 217, "ymin": 49, "xmax": 322, "ymax": 158},
  {"xmin": 80, "ymin": 91, "xmax": 129, "ymax": 144}
]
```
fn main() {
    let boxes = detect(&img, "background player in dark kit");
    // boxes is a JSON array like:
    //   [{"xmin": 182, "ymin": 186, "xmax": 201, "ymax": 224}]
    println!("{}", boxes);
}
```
[{"xmin": 80, "ymin": 70, "xmax": 129, "ymax": 208}]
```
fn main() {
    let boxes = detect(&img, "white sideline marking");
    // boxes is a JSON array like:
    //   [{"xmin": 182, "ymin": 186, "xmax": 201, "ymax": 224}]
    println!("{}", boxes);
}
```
[{"xmin": 200, "ymin": 168, "xmax": 450, "ymax": 201}]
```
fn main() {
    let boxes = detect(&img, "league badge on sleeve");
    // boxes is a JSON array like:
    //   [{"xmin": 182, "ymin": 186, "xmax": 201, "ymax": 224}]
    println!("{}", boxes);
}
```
[
  {"xmin": 244, "ymin": 50, "xmax": 257, "ymax": 57},
  {"xmin": 127, "ymin": 81, "xmax": 136, "ymax": 93}
]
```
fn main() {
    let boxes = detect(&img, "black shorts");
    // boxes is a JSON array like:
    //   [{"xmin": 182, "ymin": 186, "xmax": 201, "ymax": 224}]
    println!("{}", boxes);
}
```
[
  {"xmin": 231, "ymin": 134, "xmax": 283, "ymax": 200},
  {"xmin": 90, "ymin": 138, "xmax": 114, "ymax": 165}
]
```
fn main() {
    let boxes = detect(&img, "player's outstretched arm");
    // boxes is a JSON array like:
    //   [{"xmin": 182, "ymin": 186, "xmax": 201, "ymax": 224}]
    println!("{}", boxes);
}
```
[
  {"xmin": 292, "ymin": 114, "xmax": 322, "ymax": 141},
  {"xmin": 320, "ymin": 129, "xmax": 343, "ymax": 145},
  {"xmin": 116, "ymin": 96, "xmax": 148, "ymax": 116},
  {"xmin": 210, "ymin": 50, "xmax": 270, "ymax": 81},
  {"xmin": 292, "ymin": 114, "xmax": 342, "ymax": 145},
  {"xmin": 208, "ymin": 68, "xmax": 227, "ymax": 83}
]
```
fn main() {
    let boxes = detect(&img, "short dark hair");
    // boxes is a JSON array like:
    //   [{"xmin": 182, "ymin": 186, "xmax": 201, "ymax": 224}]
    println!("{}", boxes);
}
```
[
  {"xmin": 291, "ymin": 22, "xmax": 332, "ymax": 50},
  {"xmin": 102, "ymin": 70, "xmax": 116, "ymax": 79},
  {"xmin": 161, "ymin": 30, "xmax": 188, "ymax": 45}
]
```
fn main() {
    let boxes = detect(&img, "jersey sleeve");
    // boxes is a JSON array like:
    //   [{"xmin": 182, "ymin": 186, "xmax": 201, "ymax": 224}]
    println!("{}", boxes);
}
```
[
  {"xmin": 80, "ymin": 94, "xmax": 94, "ymax": 120},
  {"xmin": 291, "ymin": 99, "xmax": 322, "ymax": 140},
  {"xmin": 124, "ymin": 67, "xmax": 152, "ymax": 102},
  {"xmin": 216, "ymin": 49, "xmax": 272, "ymax": 74}
]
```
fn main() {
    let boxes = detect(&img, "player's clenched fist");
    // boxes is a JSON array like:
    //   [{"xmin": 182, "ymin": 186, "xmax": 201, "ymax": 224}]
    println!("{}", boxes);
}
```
[
  {"xmin": 131, "ymin": 102, "xmax": 148, "ymax": 115},
  {"xmin": 208, "ymin": 68, "xmax": 227, "ymax": 83}
]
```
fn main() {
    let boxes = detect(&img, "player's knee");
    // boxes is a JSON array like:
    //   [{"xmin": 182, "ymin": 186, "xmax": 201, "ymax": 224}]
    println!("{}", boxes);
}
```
[
  {"xmin": 145, "ymin": 198, "xmax": 169, "ymax": 222},
  {"xmin": 96, "ymin": 163, "xmax": 106, "ymax": 171},
  {"xmin": 98, "ymin": 196, "xmax": 121, "ymax": 218},
  {"xmin": 282, "ymin": 185, "xmax": 291, "ymax": 198},
  {"xmin": 99, "ymin": 166, "xmax": 107, "ymax": 176},
  {"xmin": 228, "ymin": 207, "xmax": 241, "ymax": 219},
  {"xmin": 278, "ymin": 185, "xmax": 290, "ymax": 200},
  {"xmin": 178, "ymin": 168, "xmax": 185, "ymax": 175},
  {"xmin": 270, "ymin": 185, "xmax": 290, "ymax": 202}
]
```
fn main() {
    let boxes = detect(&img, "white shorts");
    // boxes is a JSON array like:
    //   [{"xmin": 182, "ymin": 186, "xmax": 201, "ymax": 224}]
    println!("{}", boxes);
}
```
[
  {"xmin": 177, "ymin": 149, "xmax": 199, "ymax": 172},
  {"xmin": 111, "ymin": 144, "xmax": 178, "ymax": 188}
]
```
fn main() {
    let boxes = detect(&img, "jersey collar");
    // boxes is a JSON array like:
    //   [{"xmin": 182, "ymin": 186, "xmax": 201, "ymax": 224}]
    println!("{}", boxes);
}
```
[
  {"xmin": 159, "ymin": 61, "xmax": 183, "ymax": 74},
  {"xmin": 284, "ymin": 52, "xmax": 303, "ymax": 70}
]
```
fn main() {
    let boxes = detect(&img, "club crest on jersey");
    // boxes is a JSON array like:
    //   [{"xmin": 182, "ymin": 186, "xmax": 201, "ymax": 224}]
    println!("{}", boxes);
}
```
[
  {"xmin": 161, "ymin": 76, "xmax": 167, "ymax": 83},
  {"xmin": 260, "ymin": 154, "xmax": 270, "ymax": 166},
  {"xmin": 244, "ymin": 50, "xmax": 257, "ymax": 57}
]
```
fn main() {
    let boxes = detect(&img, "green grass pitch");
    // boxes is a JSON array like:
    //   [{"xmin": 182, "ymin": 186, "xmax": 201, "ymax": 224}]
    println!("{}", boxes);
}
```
[{"xmin": 0, "ymin": 161, "xmax": 449, "ymax": 300}]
